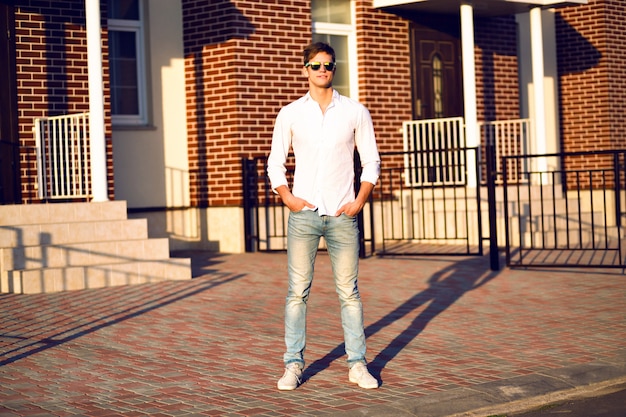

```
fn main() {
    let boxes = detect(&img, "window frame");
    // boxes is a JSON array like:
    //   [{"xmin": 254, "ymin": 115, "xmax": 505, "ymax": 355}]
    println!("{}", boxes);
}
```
[
  {"xmin": 312, "ymin": 1, "xmax": 358, "ymax": 100},
  {"xmin": 107, "ymin": 4, "xmax": 148, "ymax": 127}
]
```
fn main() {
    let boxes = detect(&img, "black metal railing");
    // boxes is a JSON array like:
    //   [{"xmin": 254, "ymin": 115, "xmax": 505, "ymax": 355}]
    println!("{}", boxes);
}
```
[
  {"xmin": 502, "ymin": 150, "xmax": 626, "ymax": 268},
  {"xmin": 242, "ymin": 156, "xmax": 291, "ymax": 253},
  {"xmin": 373, "ymin": 147, "xmax": 483, "ymax": 256},
  {"xmin": 244, "ymin": 148, "xmax": 626, "ymax": 270},
  {"xmin": 243, "ymin": 146, "xmax": 486, "ymax": 259},
  {"xmin": 242, "ymin": 153, "xmax": 371, "ymax": 257}
]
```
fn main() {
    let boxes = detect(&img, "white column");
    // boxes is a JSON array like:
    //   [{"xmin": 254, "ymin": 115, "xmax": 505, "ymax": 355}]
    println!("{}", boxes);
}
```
[
  {"xmin": 461, "ymin": 3, "xmax": 478, "ymax": 187},
  {"xmin": 86, "ymin": 0, "xmax": 108, "ymax": 202},
  {"xmin": 530, "ymin": 6, "xmax": 548, "ymax": 182}
]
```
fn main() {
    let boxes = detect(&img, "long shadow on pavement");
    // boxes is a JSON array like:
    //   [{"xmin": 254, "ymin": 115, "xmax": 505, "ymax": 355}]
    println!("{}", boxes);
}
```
[
  {"xmin": 303, "ymin": 256, "xmax": 500, "ymax": 384},
  {"xmin": 0, "ymin": 265, "xmax": 244, "ymax": 366}
]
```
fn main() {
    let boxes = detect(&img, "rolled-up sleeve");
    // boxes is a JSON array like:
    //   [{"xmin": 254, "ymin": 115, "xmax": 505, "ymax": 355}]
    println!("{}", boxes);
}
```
[
  {"xmin": 355, "ymin": 106, "xmax": 381, "ymax": 185},
  {"xmin": 267, "ymin": 108, "xmax": 291, "ymax": 192}
]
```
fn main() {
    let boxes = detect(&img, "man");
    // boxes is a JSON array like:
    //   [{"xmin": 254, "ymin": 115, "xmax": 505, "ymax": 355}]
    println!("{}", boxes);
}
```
[{"xmin": 267, "ymin": 41, "xmax": 381, "ymax": 390}]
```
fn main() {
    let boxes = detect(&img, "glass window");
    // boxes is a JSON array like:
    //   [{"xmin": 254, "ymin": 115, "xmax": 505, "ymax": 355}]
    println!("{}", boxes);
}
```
[
  {"xmin": 107, "ymin": 0, "xmax": 139, "ymax": 20},
  {"xmin": 311, "ymin": 0, "xmax": 351, "ymax": 25},
  {"xmin": 107, "ymin": 0, "xmax": 147, "ymax": 126},
  {"xmin": 311, "ymin": 0, "xmax": 354, "ymax": 98},
  {"xmin": 432, "ymin": 54, "xmax": 443, "ymax": 118},
  {"xmin": 109, "ymin": 30, "xmax": 139, "ymax": 115}
]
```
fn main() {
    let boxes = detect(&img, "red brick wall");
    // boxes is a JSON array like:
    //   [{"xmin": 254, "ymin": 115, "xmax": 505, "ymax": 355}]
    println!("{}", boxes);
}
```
[
  {"xmin": 14, "ymin": 0, "xmax": 114, "ymax": 203},
  {"xmin": 474, "ymin": 15, "xmax": 520, "ymax": 122},
  {"xmin": 604, "ymin": 0, "xmax": 626, "ymax": 150},
  {"xmin": 557, "ymin": 0, "xmax": 611, "ymax": 154},
  {"xmin": 556, "ymin": 0, "xmax": 625, "ymax": 178},
  {"xmin": 183, "ymin": 0, "xmax": 311, "ymax": 207},
  {"xmin": 184, "ymin": 0, "xmax": 624, "ymax": 207},
  {"xmin": 183, "ymin": 0, "xmax": 412, "ymax": 207},
  {"xmin": 15, "ymin": 1, "xmax": 621, "ymax": 208},
  {"xmin": 354, "ymin": 1, "xmax": 412, "ymax": 154}
]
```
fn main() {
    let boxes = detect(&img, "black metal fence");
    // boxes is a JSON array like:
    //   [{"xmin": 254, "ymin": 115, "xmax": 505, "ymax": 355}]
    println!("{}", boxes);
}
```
[
  {"xmin": 502, "ymin": 150, "xmax": 626, "ymax": 268},
  {"xmin": 241, "ymin": 153, "xmax": 369, "ymax": 256},
  {"xmin": 243, "ymin": 148, "xmax": 626, "ymax": 270},
  {"xmin": 242, "ymin": 156, "xmax": 290, "ymax": 253},
  {"xmin": 242, "ymin": 146, "xmax": 485, "ymax": 259},
  {"xmin": 371, "ymin": 147, "xmax": 483, "ymax": 257}
]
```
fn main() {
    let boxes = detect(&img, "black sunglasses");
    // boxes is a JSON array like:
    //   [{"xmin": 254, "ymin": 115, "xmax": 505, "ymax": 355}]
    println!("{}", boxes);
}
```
[{"xmin": 305, "ymin": 61, "xmax": 336, "ymax": 71}]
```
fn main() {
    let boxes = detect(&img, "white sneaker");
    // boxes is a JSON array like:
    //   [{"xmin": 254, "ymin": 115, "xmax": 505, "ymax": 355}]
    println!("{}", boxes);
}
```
[
  {"xmin": 349, "ymin": 362, "xmax": 378, "ymax": 389},
  {"xmin": 277, "ymin": 362, "xmax": 303, "ymax": 390}
]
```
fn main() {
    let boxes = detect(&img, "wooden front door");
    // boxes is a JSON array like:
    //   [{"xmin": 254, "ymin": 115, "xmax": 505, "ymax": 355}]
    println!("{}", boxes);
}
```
[
  {"xmin": 0, "ymin": 2, "xmax": 20, "ymax": 204},
  {"xmin": 410, "ymin": 19, "xmax": 463, "ymax": 120}
]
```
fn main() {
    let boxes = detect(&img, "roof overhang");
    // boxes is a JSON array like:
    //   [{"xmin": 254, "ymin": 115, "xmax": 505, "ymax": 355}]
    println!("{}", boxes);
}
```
[{"xmin": 373, "ymin": 0, "xmax": 588, "ymax": 17}]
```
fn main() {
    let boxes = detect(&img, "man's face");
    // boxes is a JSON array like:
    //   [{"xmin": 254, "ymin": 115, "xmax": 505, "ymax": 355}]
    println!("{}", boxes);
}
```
[{"xmin": 304, "ymin": 52, "xmax": 335, "ymax": 89}]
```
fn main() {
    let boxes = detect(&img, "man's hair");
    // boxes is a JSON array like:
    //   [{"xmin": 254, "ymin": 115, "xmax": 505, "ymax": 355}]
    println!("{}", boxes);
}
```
[{"xmin": 303, "ymin": 42, "xmax": 336, "ymax": 65}]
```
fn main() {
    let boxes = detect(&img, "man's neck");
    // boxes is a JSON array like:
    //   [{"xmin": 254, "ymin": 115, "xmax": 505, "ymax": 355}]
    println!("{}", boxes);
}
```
[{"xmin": 309, "ymin": 86, "xmax": 334, "ymax": 112}]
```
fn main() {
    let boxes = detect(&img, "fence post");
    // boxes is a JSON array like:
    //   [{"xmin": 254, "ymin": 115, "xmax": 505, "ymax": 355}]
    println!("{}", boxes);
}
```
[
  {"xmin": 485, "ymin": 141, "xmax": 500, "ymax": 270},
  {"xmin": 614, "ymin": 152, "xmax": 623, "ymax": 266},
  {"xmin": 354, "ymin": 151, "xmax": 368, "ymax": 258},
  {"xmin": 615, "ymin": 152, "xmax": 622, "ymax": 230},
  {"xmin": 242, "ymin": 157, "xmax": 258, "ymax": 252}
]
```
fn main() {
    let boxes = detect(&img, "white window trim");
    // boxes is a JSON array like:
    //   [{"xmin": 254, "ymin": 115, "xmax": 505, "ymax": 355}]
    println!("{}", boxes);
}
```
[
  {"xmin": 108, "ymin": 11, "xmax": 148, "ymax": 126},
  {"xmin": 312, "ymin": 1, "xmax": 358, "ymax": 100}
]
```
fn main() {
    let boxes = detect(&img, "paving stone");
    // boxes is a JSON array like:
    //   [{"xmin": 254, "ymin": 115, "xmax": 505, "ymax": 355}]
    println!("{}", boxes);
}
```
[{"xmin": 1, "ymin": 251, "xmax": 625, "ymax": 416}]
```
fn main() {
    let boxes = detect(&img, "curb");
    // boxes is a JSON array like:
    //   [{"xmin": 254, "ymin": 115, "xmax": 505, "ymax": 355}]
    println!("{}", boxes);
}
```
[
  {"xmin": 328, "ymin": 356, "xmax": 626, "ymax": 417},
  {"xmin": 455, "ymin": 377, "xmax": 626, "ymax": 417}
]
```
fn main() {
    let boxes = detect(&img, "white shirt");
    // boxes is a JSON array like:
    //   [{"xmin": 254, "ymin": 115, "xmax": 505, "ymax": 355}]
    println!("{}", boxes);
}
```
[{"xmin": 267, "ymin": 90, "xmax": 381, "ymax": 216}]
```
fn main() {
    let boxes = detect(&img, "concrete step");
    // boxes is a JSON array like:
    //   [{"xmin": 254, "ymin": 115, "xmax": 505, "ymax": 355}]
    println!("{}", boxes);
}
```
[
  {"xmin": 0, "ymin": 218, "xmax": 149, "ymax": 248},
  {"xmin": 0, "ymin": 201, "xmax": 193, "ymax": 294},
  {"xmin": 1, "ymin": 238, "xmax": 171, "ymax": 270},
  {"xmin": 0, "ymin": 201, "xmax": 128, "ymax": 226},
  {"xmin": 2, "ymin": 257, "xmax": 192, "ymax": 294}
]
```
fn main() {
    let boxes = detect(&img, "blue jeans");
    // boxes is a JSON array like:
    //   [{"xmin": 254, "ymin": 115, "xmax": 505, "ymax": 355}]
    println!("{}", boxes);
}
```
[{"xmin": 283, "ymin": 209, "xmax": 367, "ymax": 368}]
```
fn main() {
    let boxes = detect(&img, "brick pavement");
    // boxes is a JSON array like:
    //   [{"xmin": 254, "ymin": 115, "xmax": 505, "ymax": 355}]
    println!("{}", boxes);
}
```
[{"xmin": 1, "ymin": 251, "xmax": 625, "ymax": 416}]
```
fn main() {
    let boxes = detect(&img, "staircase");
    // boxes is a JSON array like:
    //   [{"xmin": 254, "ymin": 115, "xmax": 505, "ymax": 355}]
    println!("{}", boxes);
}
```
[{"xmin": 0, "ymin": 201, "xmax": 191, "ymax": 294}]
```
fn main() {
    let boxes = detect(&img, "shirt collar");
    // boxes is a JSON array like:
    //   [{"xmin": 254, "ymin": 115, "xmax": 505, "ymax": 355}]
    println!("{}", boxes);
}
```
[{"xmin": 304, "ymin": 89, "xmax": 339, "ymax": 104}]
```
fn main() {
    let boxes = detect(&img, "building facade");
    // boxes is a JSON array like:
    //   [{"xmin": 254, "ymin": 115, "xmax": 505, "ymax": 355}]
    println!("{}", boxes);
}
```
[{"xmin": 1, "ymin": 0, "xmax": 624, "ymax": 254}]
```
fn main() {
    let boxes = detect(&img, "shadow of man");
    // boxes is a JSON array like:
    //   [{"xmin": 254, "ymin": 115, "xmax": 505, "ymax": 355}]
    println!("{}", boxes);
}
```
[{"xmin": 303, "ymin": 255, "xmax": 501, "ymax": 385}]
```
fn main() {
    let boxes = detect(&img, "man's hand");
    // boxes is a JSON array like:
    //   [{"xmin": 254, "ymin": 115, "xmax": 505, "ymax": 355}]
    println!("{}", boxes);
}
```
[
  {"xmin": 335, "ymin": 200, "xmax": 363, "ymax": 217},
  {"xmin": 285, "ymin": 195, "xmax": 315, "ymax": 212},
  {"xmin": 275, "ymin": 185, "xmax": 315, "ymax": 212},
  {"xmin": 335, "ymin": 181, "xmax": 375, "ymax": 217}
]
